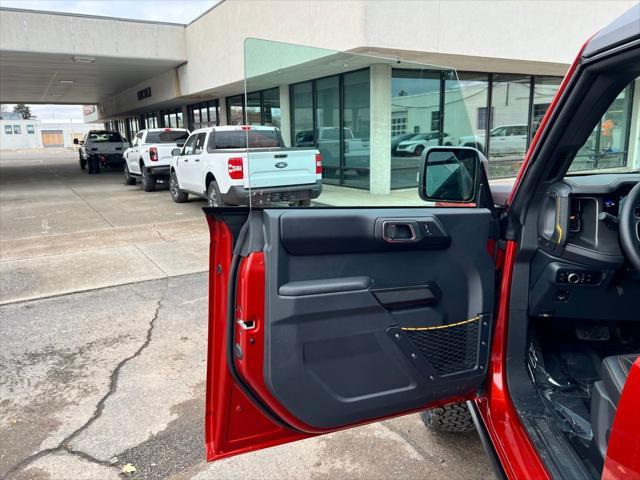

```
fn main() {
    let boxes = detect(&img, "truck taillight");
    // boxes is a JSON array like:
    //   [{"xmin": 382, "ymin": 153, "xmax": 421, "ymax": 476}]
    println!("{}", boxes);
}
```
[
  {"xmin": 149, "ymin": 147, "xmax": 158, "ymax": 162},
  {"xmin": 228, "ymin": 157, "xmax": 244, "ymax": 179},
  {"xmin": 315, "ymin": 154, "xmax": 322, "ymax": 174}
]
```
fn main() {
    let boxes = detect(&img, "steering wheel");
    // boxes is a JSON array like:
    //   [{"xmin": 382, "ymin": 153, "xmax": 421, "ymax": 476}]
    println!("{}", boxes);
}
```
[{"xmin": 619, "ymin": 181, "xmax": 640, "ymax": 271}]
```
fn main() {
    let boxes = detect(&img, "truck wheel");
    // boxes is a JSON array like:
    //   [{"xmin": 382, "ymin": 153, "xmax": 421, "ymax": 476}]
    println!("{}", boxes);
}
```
[
  {"xmin": 207, "ymin": 180, "xmax": 226, "ymax": 207},
  {"xmin": 141, "ymin": 168, "xmax": 156, "ymax": 192},
  {"xmin": 79, "ymin": 155, "xmax": 86, "ymax": 170},
  {"xmin": 414, "ymin": 145, "xmax": 425, "ymax": 157},
  {"xmin": 123, "ymin": 165, "xmax": 136, "ymax": 185},
  {"xmin": 169, "ymin": 171, "xmax": 188, "ymax": 203},
  {"xmin": 421, "ymin": 402, "xmax": 475, "ymax": 433}
]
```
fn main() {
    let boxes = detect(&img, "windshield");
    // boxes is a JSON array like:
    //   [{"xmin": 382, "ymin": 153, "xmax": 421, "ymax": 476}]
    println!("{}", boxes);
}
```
[
  {"xmin": 88, "ymin": 131, "xmax": 123, "ymax": 143},
  {"xmin": 146, "ymin": 130, "xmax": 189, "ymax": 144},
  {"xmin": 567, "ymin": 76, "xmax": 639, "ymax": 175}
]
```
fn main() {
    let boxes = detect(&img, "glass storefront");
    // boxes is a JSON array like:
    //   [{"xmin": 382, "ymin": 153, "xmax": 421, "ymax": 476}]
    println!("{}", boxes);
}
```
[
  {"xmin": 391, "ymin": 69, "xmax": 441, "ymax": 188},
  {"xmin": 161, "ymin": 109, "xmax": 184, "ymax": 128},
  {"xmin": 187, "ymin": 100, "xmax": 219, "ymax": 130},
  {"xmin": 342, "ymin": 70, "xmax": 370, "ymax": 188},
  {"xmin": 144, "ymin": 113, "xmax": 159, "ymax": 129},
  {"xmin": 227, "ymin": 88, "xmax": 281, "ymax": 127}
]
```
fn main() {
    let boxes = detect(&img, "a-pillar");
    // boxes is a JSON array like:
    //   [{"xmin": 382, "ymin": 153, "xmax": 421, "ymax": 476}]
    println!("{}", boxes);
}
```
[{"xmin": 369, "ymin": 63, "xmax": 392, "ymax": 195}]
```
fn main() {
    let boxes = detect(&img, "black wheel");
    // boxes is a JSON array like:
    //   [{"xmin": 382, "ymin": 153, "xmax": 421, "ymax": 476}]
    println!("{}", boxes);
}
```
[
  {"xmin": 169, "ymin": 171, "xmax": 188, "ymax": 203},
  {"xmin": 414, "ymin": 145, "xmax": 425, "ymax": 157},
  {"xmin": 124, "ymin": 165, "xmax": 136, "ymax": 185},
  {"xmin": 207, "ymin": 180, "xmax": 226, "ymax": 207},
  {"xmin": 421, "ymin": 402, "xmax": 475, "ymax": 433},
  {"xmin": 141, "ymin": 167, "xmax": 156, "ymax": 192},
  {"xmin": 79, "ymin": 154, "xmax": 86, "ymax": 170}
]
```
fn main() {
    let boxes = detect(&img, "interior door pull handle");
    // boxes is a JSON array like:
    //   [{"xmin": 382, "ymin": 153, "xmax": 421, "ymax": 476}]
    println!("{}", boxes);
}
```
[{"xmin": 382, "ymin": 221, "xmax": 419, "ymax": 243}]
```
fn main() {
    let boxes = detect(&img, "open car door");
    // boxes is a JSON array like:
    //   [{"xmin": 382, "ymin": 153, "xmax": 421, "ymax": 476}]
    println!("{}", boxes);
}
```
[
  {"xmin": 204, "ymin": 40, "xmax": 499, "ymax": 461},
  {"xmin": 204, "ymin": 203, "xmax": 497, "ymax": 460}
]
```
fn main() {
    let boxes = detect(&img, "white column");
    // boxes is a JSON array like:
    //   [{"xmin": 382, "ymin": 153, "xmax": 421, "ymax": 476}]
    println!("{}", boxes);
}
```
[
  {"xmin": 218, "ymin": 97, "xmax": 228, "ymax": 126},
  {"xmin": 279, "ymin": 84, "xmax": 292, "ymax": 147},
  {"xmin": 369, "ymin": 64, "xmax": 392, "ymax": 195}
]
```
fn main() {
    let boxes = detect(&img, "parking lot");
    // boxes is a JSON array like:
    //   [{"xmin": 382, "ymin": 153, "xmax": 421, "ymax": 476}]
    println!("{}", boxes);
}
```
[{"xmin": 0, "ymin": 150, "xmax": 493, "ymax": 480}]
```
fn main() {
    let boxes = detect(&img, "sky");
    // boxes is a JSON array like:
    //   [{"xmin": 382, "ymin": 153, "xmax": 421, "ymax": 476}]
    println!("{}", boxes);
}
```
[{"xmin": 0, "ymin": 0, "xmax": 220, "ymax": 120}]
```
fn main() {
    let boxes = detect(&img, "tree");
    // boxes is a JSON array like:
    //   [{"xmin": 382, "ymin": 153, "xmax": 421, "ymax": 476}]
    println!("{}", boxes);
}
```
[{"xmin": 13, "ymin": 104, "xmax": 32, "ymax": 119}]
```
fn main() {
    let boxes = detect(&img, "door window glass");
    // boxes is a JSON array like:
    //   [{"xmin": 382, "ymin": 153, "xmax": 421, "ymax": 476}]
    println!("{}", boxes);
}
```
[
  {"xmin": 569, "ymin": 78, "xmax": 638, "ymax": 174},
  {"xmin": 194, "ymin": 133, "xmax": 207, "ymax": 154},
  {"xmin": 182, "ymin": 134, "xmax": 197, "ymax": 155}
]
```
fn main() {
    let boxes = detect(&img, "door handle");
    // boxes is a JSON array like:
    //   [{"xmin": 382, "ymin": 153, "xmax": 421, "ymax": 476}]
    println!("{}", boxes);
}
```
[
  {"xmin": 382, "ymin": 221, "xmax": 419, "ymax": 243},
  {"xmin": 184, "ymin": 159, "xmax": 189, "ymax": 162},
  {"xmin": 194, "ymin": 158, "xmax": 200, "ymax": 162}
]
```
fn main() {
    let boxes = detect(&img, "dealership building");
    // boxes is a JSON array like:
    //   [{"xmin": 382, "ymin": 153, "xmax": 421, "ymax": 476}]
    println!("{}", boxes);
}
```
[{"xmin": 1, "ymin": 1, "xmax": 638, "ymax": 193}]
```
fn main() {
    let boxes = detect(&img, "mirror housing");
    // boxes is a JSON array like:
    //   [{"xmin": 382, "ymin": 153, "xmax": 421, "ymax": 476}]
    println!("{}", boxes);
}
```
[
  {"xmin": 418, "ymin": 146, "xmax": 490, "ymax": 205},
  {"xmin": 171, "ymin": 147, "xmax": 182, "ymax": 156},
  {"xmin": 73, "ymin": 138, "xmax": 79, "ymax": 145}
]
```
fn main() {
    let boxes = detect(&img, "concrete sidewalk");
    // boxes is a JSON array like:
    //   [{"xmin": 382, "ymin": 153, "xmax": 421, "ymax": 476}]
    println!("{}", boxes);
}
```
[{"xmin": 0, "ymin": 151, "xmax": 209, "ymax": 304}]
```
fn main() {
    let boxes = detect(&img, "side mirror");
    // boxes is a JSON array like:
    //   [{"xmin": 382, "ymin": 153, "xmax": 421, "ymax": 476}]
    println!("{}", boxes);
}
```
[
  {"xmin": 418, "ymin": 146, "xmax": 487, "ymax": 204},
  {"xmin": 176, "ymin": 141, "xmax": 185, "ymax": 148},
  {"xmin": 171, "ymin": 148, "xmax": 182, "ymax": 156},
  {"xmin": 73, "ymin": 138, "xmax": 79, "ymax": 145}
]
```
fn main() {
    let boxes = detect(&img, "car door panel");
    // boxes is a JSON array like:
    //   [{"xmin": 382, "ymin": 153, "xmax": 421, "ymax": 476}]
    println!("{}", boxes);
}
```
[{"xmin": 205, "ymin": 206, "xmax": 496, "ymax": 459}]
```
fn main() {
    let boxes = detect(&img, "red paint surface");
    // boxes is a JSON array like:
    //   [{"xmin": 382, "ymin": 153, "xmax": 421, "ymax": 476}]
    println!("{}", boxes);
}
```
[
  {"xmin": 204, "ymin": 218, "xmax": 304, "ymax": 461},
  {"xmin": 475, "ymin": 240, "xmax": 550, "ymax": 480},
  {"xmin": 602, "ymin": 358, "xmax": 640, "ymax": 480}
]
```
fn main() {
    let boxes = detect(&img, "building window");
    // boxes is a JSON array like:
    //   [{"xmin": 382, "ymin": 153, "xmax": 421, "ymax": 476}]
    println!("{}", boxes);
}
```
[
  {"xmin": 27, "ymin": 124, "xmax": 35, "ymax": 134},
  {"xmin": 430, "ymin": 111, "xmax": 440, "ymax": 132},
  {"xmin": 4, "ymin": 125, "xmax": 12, "ymax": 134},
  {"xmin": 487, "ymin": 74, "xmax": 532, "ymax": 178},
  {"xmin": 226, "ymin": 90, "xmax": 281, "ymax": 127},
  {"xmin": 391, "ymin": 116, "xmax": 407, "ymax": 136},
  {"xmin": 290, "ymin": 69, "xmax": 370, "ymax": 189},
  {"xmin": 531, "ymin": 76, "xmax": 562, "ymax": 140},
  {"xmin": 187, "ymin": 100, "xmax": 219, "ymax": 130},
  {"xmin": 161, "ymin": 109, "xmax": 183, "ymax": 128},
  {"xmin": 144, "ymin": 113, "xmax": 159, "ymax": 129},
  {"xmin": 13, "ymin": 125, "xmax": 21, "ymax": 134},
  {"xmin": 226, "ymin": 95, "xmax": 245, "ymax": 125},
  {"xmin": 391, "ymin": 69, "xmax": 440, "ymax": 188}
]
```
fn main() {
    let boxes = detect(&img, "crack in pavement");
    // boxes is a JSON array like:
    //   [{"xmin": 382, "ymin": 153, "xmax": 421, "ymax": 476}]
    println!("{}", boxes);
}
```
[{"xmin": 4, "ymin": 280, "xmax": 170, "ymax": 479}]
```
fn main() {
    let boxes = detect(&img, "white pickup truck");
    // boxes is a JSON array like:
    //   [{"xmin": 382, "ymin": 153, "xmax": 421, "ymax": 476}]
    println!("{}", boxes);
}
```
[
  {"xmin": 169, "ymin": 126, "xmax": 322, "ymax": 207},
  {"xmin": 123, "ymin": 128, "xmax": 190, "ymax": 191}
]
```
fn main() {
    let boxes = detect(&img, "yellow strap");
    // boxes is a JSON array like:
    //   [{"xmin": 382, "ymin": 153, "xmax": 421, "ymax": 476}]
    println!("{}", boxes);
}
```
[{"xmin": 401, "ymin": 315, "xmax": 481, "ymax": 331}]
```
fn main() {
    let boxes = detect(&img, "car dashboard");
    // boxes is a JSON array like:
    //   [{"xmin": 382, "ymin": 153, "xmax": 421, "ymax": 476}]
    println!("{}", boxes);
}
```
[{"xmin": 529, "ymin": 174, "xmax": 640, "ymax": 321}]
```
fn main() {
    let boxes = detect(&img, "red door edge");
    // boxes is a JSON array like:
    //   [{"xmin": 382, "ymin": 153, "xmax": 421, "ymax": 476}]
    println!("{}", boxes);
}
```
[
  {"xmin": 474, "ymin": 240, "xmax": 550, "ymax": 480},
  {"xmin": 602, "ymin": 358, "xmax": 640, "ymax": 480},
  {"xmin": 205, "ymin": 217, "xmax": 475, "ymax": 460}
]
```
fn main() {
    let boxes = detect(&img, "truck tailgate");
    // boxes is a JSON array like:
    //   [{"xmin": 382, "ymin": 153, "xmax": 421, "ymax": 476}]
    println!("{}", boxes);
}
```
[{"xmin": 246, "ymin": 150, "xmax": 317, "ymax": 188}]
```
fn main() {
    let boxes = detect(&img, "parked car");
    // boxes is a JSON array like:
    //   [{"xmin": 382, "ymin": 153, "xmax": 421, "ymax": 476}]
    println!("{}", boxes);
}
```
[
  {"xmin": 457, "ymin": 124, "xmax": 528, "ymax": 155},
  {"xmin": 203, "ymin": 6, "xmax": 640, "ymax": 480},
  {"xmin": 395, "ymin": 131, "xmax": 455, "ymax": 156},
  {"xmin": 169, "ymin": 125, "xmax": 322, "ymax": 206},
  {"xmin": 391, "ymin": 132, "xmax": 417, "ymax": 156},
  {"xmin": 123, "ymin": 128, "xmax": 189, "ymax": 191},
  {"xmin": 74, "ymin": 130, "xmax": 128, "ymax": 174}
]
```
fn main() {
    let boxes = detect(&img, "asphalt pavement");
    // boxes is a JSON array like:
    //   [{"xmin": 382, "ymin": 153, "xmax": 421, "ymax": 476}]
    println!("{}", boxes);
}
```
[{"xmin": 0, "ymin": 150, "xmax": 494, "ymax": 480}]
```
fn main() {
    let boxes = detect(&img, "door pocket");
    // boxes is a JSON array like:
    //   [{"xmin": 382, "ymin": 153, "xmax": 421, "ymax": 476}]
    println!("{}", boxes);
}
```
[{"xmin": 388, "ymin": 313, "xmax": 491, "ymax": 378}]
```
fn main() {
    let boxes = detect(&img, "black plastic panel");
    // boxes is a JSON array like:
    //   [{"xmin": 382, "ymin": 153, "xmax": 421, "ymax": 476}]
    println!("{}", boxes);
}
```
[{"xmin": 259, "ymin": 208, "xmax": 496, "ymax": 429}]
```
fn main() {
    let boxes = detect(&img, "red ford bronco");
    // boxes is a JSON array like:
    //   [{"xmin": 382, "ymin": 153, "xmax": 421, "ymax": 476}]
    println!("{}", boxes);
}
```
[{"xmin": 204, "ymin": 6, "xmax": 640, "ymax": 479}]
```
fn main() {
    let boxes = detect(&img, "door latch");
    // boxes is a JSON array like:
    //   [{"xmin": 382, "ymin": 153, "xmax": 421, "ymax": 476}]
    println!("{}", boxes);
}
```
[{"xmin": 237, "ymin": 319, "xmax": 255, "ymax": 330}]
